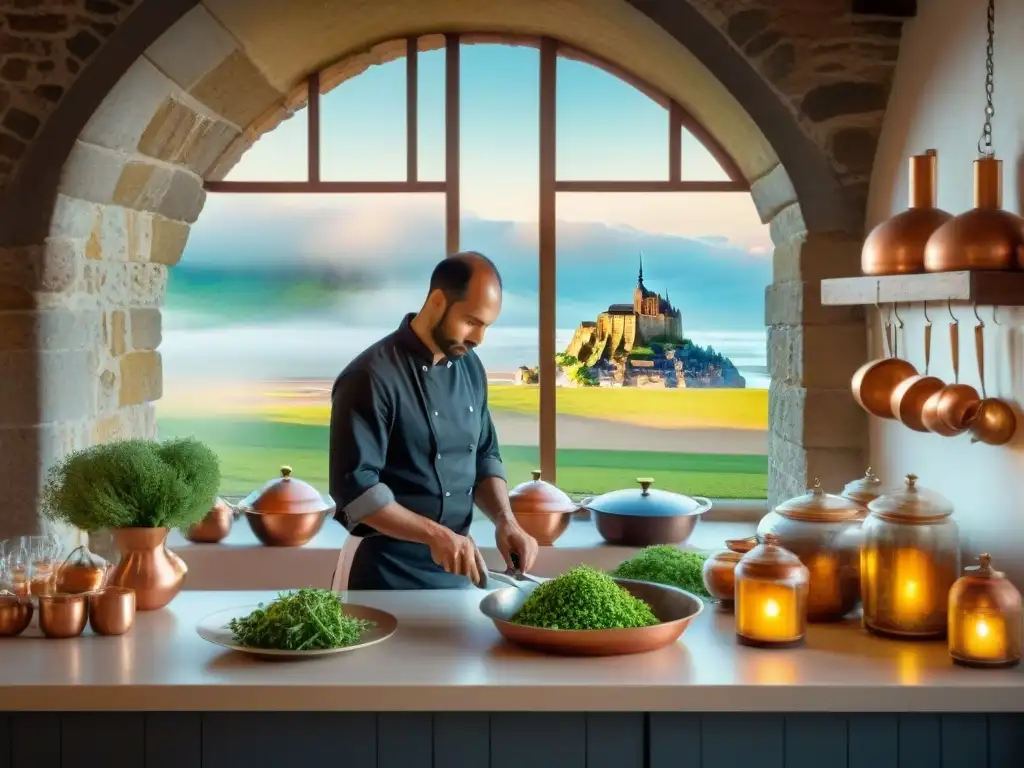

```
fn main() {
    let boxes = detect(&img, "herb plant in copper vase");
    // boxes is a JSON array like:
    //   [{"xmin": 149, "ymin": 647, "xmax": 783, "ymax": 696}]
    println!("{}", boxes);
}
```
[{"xmin": 42, "ymin": 437, "xmax": 221, "ymax": 610}]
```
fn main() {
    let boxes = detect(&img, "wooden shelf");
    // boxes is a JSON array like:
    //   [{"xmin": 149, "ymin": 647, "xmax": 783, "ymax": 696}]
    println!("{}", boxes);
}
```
[{"xmin": 821, "ymin": 271, "xmax": 1024, "ymax": 306}]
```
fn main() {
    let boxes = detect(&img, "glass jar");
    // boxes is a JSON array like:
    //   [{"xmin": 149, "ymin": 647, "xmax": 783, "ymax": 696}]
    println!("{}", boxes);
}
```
[
  {"xmin": 734, "ymin": 533, "xmax": 810, "ymax": 648},
  {"xmin": 861, "ymin": 473, "xmax": 960, "ymax": 639},
  {"xmin": 948, "ymin": 554, "xmax": 1021, "ymax": 668},
  {"xmin": 757, "ymin": 480, "xmax": 863, "ymax": 622},
  {"xmin": 840, "ymin": 467, "xmax": 885, "ymax": 518}
]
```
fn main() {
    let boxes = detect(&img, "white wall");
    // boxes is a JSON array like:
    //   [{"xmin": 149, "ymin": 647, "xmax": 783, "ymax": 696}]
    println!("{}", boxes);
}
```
[{"xmin": 866, "ymin": 0, "xmax": 1024, "ymax": 587}]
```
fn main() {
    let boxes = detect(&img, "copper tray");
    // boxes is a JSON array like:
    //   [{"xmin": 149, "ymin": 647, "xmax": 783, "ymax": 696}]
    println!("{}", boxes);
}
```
[{"xmin": 479, "ymin": 578, "xmax": 704, "ymax": 656}]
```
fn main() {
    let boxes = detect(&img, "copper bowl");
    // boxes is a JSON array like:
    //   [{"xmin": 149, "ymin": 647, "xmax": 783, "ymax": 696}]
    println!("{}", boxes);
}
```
[
  {"xmin": 0, "ymin": 594, "xmax": 34, "ymax": 637},
  {"xmin": 37, "ymin": 593, "xmax": 89, "ymax": 639},
  {"xmin": 186, "ymin": 498, "xmax": 234, "ymax": 543},
  {"xmin": 245, "ymin": 508, "xmax": 330, "ymax": 547},
  {"xmin": 480, "ymin": 578, "xmax": 704, "ymax": 656},
  {"xmin": 88, "ymin": 587, "xmax": 136, "ymax": 636}
]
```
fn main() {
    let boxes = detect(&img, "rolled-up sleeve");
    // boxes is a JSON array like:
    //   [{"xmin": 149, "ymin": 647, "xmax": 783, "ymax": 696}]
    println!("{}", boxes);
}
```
[
  {"xmin": 329, "ymin": 369, "xmax": 394, "ymax": 531},
  {"xmin": 476, "ymin": 384, "xmax": 507, "ymax": 484}
]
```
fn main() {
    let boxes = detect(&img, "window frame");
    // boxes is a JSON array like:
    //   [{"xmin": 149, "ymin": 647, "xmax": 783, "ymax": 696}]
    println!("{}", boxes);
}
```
[{"xmin": 203, "ymin": 34, "xmax": 762, "ymax": 514}]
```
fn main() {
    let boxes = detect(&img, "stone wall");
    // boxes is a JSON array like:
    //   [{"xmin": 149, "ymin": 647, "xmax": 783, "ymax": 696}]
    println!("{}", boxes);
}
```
[{"xmin": 0, "ymin": 0, "xmax": 912, "ymax": 538}]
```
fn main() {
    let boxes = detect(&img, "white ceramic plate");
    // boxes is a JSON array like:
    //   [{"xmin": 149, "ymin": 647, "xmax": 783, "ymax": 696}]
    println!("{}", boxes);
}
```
[{"xmin": 195, "ymin": 602, "xmax": 398, "ymax": 659}]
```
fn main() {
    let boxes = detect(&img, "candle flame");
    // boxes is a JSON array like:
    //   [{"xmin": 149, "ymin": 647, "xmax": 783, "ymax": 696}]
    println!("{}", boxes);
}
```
[
  {"xmin": 974, "ymin": 619, "xmax": 990, "ymax": 638},
  {"xmin": 904, "ymin": 580, "xmax": 917, "ymax": 598},
  {"xmin": 763, "ymin": 599, "xmax": 780, "ymax": 618}
]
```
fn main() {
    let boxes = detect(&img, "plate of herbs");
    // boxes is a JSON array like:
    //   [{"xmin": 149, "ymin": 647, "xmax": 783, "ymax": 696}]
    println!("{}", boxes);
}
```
[{"xmin": 196, "ymin": 588, "xmax": 397, "ymax": 659}]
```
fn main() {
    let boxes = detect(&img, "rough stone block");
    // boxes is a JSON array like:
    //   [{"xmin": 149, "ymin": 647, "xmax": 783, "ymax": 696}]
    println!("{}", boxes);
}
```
[
  {"xmin": 750, "ymin": 162, "xmax": 797, "ymax": 224},
  {"xmin": 128, "ymin": 262, "xmax": 168, "ymax": 306},
  {"xmin": 768, "ymin": 431, "xmax": 865, "ymax": 508},
  {"xmin": 145, "ymin": 6, "xmax": 240, "ymax": 91},
  {"xmin": 769, "ymin": 381, "xmax": 867, "ymax": 450},
  {"xmin": 189, "ymin": 49, "xmax": 283, "ymax": 129},
  {"xmin": 130, "ymin": 308, "xmax": 162, "ymax": 350},
  {"xmin": 49, "ymin": 195, "xmax": 102, "ymax": 241},
  {"xmin": 150, "ymin": 215, "xmax": 190, "ymax": 266},
  {"xmin": 772, "ymin": 230, "xmax": 862, "ymax": 283},
  {"xmin": 0, "ymin": 350, "xmax": 94, "ymax": 425},
  {"xmin": 0, "ymin": 239, "xmax": 82, "ymax": 296},
  {"xmin": 138, "ymin": 97, "xmax": 238, "ymax": 176},
  {"xmin": 78, "ymin": 57, "xmax": 177, "ymax": 154},
  {"xmin": 768, "ymin": 201, "xmax": 807, "ymax": 245},
  {"xmin": 765, "ymin": 280, "xmax": 863, "ymax": 327},
  {"xmin": 108, "ymin": 310, "xmax": 127, "ymax": 356},
  {"xmin": 768, "ymin": 322, "xmax": 866, "ymax": 388},
  {"xmin": 85, "ymin": 205, "xmax": 153, "ymax": 262},
  {"xmin": 0, "ymin": 309, "xmax": 100, "ymax": 352},
  {"xmin": 119, "ymin": 350, "xmax": 163, "ymax": 407}
]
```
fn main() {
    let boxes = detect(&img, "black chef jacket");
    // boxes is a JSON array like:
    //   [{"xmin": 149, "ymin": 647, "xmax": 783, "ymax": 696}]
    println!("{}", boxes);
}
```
[{"xmin": 329, "ymin": 313, "xmax": 507, "ymax": 589}]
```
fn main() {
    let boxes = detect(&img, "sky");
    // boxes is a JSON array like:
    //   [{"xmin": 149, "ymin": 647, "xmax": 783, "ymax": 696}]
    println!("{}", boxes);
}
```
[{"xmin": 218, "ymin": 43, "xmax": 771, "ymax": 254}]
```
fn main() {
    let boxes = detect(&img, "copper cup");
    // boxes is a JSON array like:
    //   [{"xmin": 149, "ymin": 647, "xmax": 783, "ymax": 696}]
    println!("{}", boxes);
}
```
[
  {"xmin": 88, "ymin": 587, "xmax": 136, "ymax": 636},
  {"xmin": 0, "ymin": 594, "xmax": 34, "ymax": 637},
  {"xmin": 37, "ymin": 593, "xmax": 89, "ymax": 639}
]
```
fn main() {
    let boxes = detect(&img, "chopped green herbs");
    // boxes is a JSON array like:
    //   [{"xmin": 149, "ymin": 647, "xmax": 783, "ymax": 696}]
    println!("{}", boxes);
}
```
[
  {"xmin": 611, "ymin": 546, "xmax": 711, "ymax": 599},
  {"xmin": 510, "ymin": 565, "xmax": 659, "ymax": 630},
  {"xmin": 228, "ymin": 588, "xmax": 374, "ymax": 651}
]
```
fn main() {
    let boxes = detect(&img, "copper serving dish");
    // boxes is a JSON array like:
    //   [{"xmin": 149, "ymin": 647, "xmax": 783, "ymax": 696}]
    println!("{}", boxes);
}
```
[
  {"xmin": 480, "ymin": 578, "xmax": 703, "ymax": 656},
  {"xmin": 242, "ymin": 466, "xmax": 333, "ymax": 547},
  {"xmin": 702, "ymin": 536, "xmax": 757, "ymax": 605},
  {"xmin": 862, "ymin": 150, "xmax": 952, "ymax": 275},
  {"xmin": 37, "ymin": 592, "xmax": 89, "ymax": 639},
  {"xmin": 186, "ymin": 498, "xmax": 234, "ymax": 543},
  {"xmin": 0, "ymin": 594, "xmax": 34, "ymax": 636},
  {"xmin": 580, "ymin": 478, "xmax": 712, "ymax": 546},
  {"xmin": 508, "ymin": 470, "xmax": 577, "ymax": 545}
]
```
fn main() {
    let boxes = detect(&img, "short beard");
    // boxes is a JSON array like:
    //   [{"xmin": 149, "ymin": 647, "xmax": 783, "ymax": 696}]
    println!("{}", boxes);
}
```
[{"xmin": 431, "ymin": 306, "xmax": 469, "ymax": 358}]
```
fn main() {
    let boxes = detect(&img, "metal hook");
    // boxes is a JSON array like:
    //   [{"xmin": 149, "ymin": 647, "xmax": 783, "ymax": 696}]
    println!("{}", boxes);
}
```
[
  {"xmin": 947, "ymin": 298, "xmax": 958, "ymax": 324},
  {"xmin": 922, "ymin": 300, "xmax": 931, "ymax": 325},
  {"xmin": 893, "ymin": 302, "xmax": 905, "ymax": 329},
  {"xmin": 972, "ymin": 302, "xmax": 984, "ymax": 327},
  {"xmin": 992, "ymin": 306, "xmax": 1002, "ymax": 326}
]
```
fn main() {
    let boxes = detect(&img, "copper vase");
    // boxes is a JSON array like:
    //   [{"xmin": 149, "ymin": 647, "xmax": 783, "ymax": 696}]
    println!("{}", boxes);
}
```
[{"xmin": 107, "ymin": 527, "xmax": 187, "ymax": 611}]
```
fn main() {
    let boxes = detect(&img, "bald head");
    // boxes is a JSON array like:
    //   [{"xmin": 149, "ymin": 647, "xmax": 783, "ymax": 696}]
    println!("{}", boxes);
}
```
[{"xmin": 420, "ymin": 251, "xmax": 503, "ymax": 358}]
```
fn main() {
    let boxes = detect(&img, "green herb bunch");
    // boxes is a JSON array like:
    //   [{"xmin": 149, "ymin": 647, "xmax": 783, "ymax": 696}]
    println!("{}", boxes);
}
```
[
  {"xmin": 41, "ymin": 437, "xmax": 221, "ymax": 532},
  {"xmin": 612, "ymin": 546, "xmax": 711, "ymax": 599},
  {"xmin": 510, "ymin": 565, "xmax": 659, "ymax": 630},
  {"xmin": 228, "ymin": 589, "xmax": 375, "ymax": 651}
]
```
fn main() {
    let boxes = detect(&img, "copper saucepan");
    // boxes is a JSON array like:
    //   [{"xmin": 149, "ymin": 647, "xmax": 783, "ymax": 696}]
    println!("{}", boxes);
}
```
[
  {"xmin": 890, "ymin": 304, "xmax": 944, "ymax": 432},
  {"xmin": 967, "ymin": 315, "xmax": 1017, "ymax": 445},
  {"xmin": 852, "ymin": 302, "xmax": 917, "ymax": 419},
  {"xmin": 922, "ymin": 310, "xmax": 979, "ymax": 436}
]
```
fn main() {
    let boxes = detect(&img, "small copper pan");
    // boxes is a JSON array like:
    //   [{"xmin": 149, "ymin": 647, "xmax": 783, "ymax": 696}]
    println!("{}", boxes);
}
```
[
  {"xmin": 922, "ymin": 310, "xmax": 979, "ymax": 435},
  {"xmin": 852, "ymin": 302, "xmax": 917, "ymax": 419},
  {"xmin": 967, "ymin": 314, "xmax": 1018, "ymax": 446},
  {"xmin": 890, "ymin": 305, "xmax": 944, "ymax": 432}
]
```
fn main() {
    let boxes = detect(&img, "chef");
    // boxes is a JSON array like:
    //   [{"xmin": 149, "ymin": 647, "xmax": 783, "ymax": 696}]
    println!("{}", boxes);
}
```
[{"xmin": 328, "ymin": 251, "xmax": 540, "ymax": 590}]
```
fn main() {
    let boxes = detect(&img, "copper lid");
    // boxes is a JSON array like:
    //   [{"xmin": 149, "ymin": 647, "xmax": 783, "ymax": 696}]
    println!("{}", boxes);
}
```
[
  {"xmin": 709, "ymin": 536, "xmax": 758, "ymax": 564},
  {"xmin": 775, "ymin": 479, "xmax": 862, "ymax": 522},
  {"xmin": 951, "ymin": 554, "xmax": 1023, "ymax": 613},
  {"xmin": 734, "ymin": 533, "xmax": 809, "ymax": 583},
  {"xmin": 841, "ymin": 467, "xmax": 884, "ymax": 506},
  {"xmin": 247, "ymin": 466, "xmax": 328, "ymax": 515},
  {"xmin": 867, "ymin": 473, "xmax": 953, "ymax": 522},
  {"xmin": 508, "ymin": 470, "xmax": 576, "ymax": 515}
]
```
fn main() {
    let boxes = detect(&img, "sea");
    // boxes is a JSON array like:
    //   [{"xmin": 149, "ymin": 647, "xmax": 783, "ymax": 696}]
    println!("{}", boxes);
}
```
[{"xmin": 160, "ymin": 316, "xmax": 770, "ymax": 389}]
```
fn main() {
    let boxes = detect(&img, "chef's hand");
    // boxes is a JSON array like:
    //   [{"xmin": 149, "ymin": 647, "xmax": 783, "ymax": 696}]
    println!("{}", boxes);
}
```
[
  {"xmin": 428, "ymin": 528, "xmax": 484, "ymax": 585},
  {"xmin": 496, "ymin": 518, "xmax": 539, "ymax": 574}
]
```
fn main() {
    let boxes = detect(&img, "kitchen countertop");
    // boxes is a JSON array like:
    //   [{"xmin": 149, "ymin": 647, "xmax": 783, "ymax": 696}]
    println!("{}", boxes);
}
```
[{"xmin": 0, "ymin": 589, "xmax": 1021, "ymax": 713}]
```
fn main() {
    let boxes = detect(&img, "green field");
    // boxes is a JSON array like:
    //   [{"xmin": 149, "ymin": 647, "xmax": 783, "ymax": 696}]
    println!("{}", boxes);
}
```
[{"xmin": 158, "ymin": 416, "xmax": 768, "ymax": 500}]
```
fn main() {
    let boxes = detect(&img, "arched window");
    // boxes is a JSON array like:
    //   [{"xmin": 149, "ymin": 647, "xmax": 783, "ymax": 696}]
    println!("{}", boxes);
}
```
[{"xmin": 160, "ymin": 34, "xmax": 770, "ymax": 505}]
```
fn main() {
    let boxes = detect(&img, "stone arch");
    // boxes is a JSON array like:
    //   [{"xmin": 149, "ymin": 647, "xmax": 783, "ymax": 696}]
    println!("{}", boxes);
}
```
[{"xmin": 0, "ymin": 0, "xmax": 876, "ymax": 539}]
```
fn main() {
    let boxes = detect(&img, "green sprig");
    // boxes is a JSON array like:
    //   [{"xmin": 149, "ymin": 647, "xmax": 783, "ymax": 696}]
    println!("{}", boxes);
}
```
[
  {"xmin": 612, "ymin": 546, "xmax": 711, "ymax": 599},
  {"xmin": 510, "ymin": 565, "xmax": 658, "ymax": 630},
  {"xmin": 228, "ymin": 589, "xmax": 375, "ymax": 651}
]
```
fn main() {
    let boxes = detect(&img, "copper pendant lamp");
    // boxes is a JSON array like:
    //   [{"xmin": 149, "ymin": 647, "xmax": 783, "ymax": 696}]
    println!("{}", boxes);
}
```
[
  {"xmin": 923, "ymin": 0, "xmax": 1024, "ymax": 273},
  {"xmin": 862, "ymin": 150, "xmax": 952, "ymax": 275}
]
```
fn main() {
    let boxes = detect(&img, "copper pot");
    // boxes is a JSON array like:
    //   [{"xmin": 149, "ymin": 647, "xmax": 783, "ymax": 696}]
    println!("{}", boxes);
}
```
[
  {"xmin": 852, "ymin": 306, "xmax": 917, "ymax": 419},
  {"xmin": 890, "ymin": 316, "xmax": 944, "ymax": 432},
  {"xmin": 922, "ymin": 320, "xmax": 978, "ymax": 435},
  {"xmin": 581, "ymin": 477, "xmax": 712, "ymax": 546},
  {"xmin": 37, "ymin": 593, "xmax": 88, "ymax": 639},
  {"xmin": 862, "ymin": 150, "xmax": 953, "ymax": 275},
  {"xmin": 107, "ymin": 527, "xmax": 187, "ymax": 611},
  {"xmin": 924, "ymin": 156, "xmax": 1024, "ymax": 272},
  {"xmin": 242, "ymin": 466, "xmax": 332, "ymax": 547},
  {"xmin": 0, "ymin": 594, "xmax": 33, "ymax": 636},
  {"xmin": 966, "ymin": 320, "xmax": 1018, "ymax": 446},
  {"xmin": 88, "ymin": 586, "xmax": 136, "ymax": 636},
  {"xmin": 186, "ymin": 498, "xmax": 234, "ymax": 543},
  {"xmin": 702, "ymin": 536, "xmax": 757, "ymax": 605},
  {"xmin": 839, "ymin": 468, "xmax": 884, "ymax": 518},
  {"xmin": 54, "ymin": 544, "xmax": 109, "ymax": 594},
  {"xmin": 507, "ymin": 470, "xmax": 576, "ymax": 545}
]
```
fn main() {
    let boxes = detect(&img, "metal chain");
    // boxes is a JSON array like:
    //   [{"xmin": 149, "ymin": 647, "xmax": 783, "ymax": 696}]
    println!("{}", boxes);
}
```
[{"xmin": 978, "ymin": 0, "xmax": 995, "ymax": 156}]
